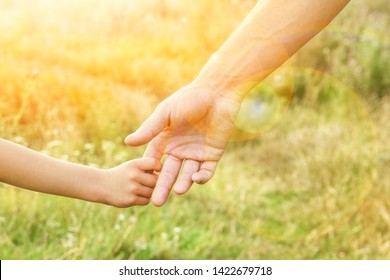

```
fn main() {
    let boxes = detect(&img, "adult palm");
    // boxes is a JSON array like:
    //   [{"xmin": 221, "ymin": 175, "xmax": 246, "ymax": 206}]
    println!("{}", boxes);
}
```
[{"xmin": 125, "ymin": 84, "xmax": 240, "ymax": 206}]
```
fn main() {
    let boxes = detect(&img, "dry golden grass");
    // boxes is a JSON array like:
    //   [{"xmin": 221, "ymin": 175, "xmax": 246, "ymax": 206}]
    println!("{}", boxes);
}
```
[{"xmin": 0, "ymin": 0, "xmax": 389, "ymax": 259}]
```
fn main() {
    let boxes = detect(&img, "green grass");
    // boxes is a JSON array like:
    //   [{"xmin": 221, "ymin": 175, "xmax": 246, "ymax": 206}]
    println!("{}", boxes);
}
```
[{"xmin": 0, "ymin": 0, "xmax": 389, "ymax": 259}]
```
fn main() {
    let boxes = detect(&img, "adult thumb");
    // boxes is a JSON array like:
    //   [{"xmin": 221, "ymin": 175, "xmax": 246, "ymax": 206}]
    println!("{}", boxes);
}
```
[{"xmin": 125, "ymin": 103, "xmax": 170, "ymax": 146}]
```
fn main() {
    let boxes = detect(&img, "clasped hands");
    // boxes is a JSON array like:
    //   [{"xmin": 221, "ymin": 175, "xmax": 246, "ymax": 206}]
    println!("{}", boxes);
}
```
[{"xmin": 125, "ymin": 83, "xmax": 241, "ymax": 206}]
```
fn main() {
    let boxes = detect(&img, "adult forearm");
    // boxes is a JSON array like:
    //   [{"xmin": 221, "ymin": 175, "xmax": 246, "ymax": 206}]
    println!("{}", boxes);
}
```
[
  {"xmin": 194, "ymin": 0, "xmax": 350, "ymax": 99},
  {"xmin": 0, "ymin": 139, "xmax": 102, "ymax": 202}
]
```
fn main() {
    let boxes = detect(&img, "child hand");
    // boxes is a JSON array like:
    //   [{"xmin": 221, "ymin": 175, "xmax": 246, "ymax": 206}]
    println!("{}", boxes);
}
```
[{"xmin": 99, "ymin": 157, "xmax": 162, "ymax": 208}]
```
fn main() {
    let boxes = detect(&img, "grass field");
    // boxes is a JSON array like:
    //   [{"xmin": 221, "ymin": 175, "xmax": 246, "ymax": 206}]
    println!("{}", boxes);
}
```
[{"xmin": 0, "ymin": 0, "xmax": 389, "ymax": 259}]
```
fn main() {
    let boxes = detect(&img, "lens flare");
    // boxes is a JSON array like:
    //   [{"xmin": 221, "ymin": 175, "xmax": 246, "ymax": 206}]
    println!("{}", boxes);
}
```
[
  {"xmin": 210, "ymin": 68, "xmax": 378, "ymax": 240},
  {"xmin": 230, "ymin": 66, "xmax": 294, "ymax": 142}
]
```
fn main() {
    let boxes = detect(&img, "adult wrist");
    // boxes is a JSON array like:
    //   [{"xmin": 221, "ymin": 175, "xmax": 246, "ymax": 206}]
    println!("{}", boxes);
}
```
[
  {"xmin": 191, "ymin": 75, "xmax": 244, "ymax": 103},
  {"xmin": 192, "ymin": 61, "xmax": 265, "ymax": 103}
]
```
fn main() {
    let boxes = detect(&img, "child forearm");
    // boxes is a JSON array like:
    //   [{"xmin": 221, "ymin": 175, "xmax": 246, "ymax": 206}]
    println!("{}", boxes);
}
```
[
  {"xmin": 194, "ymin": 0, "xmax": 350, "ymax": 98},
  {"xmin": 0, "ymin": 138, "xmax": 103, "ymax": 203}
]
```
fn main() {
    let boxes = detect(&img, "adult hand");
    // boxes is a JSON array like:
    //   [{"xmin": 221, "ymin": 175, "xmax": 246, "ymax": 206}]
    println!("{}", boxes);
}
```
[
  {"xmin": 125, "ymin": 0, "xmax": 351, "ymax": 207},
  {"xmin": 125, "ymin": 84, "xmax": 240, "ymax": 206}
]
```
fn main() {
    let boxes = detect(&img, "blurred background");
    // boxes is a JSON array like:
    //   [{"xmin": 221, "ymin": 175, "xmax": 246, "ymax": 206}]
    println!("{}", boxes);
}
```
[{"xmin": 0, "ymin": 0, "xmax": 389, "ymax": 259}]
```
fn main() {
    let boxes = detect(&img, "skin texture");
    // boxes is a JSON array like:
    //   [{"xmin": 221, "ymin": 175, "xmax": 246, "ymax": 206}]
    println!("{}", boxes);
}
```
[
  {"xmin": 0, "ymin": 138, "xmax": 161, "ymax": 207},
  {"xmin": 125, "ymin": 0, "xmax": 351, "ymax": 206}
]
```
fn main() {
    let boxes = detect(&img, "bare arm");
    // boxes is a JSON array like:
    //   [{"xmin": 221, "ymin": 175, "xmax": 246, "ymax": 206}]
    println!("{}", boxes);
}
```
[
  {"xmin": 125, "ymin": 0, "xmax": 351, "ymax": 206},
  {"xmin": 194, "ymin": 0, "xmax": 351, "ymax": 97},
  {"xmin": 0, "ymin": 138, "xmax": 161, "ymax": 207},
  {"xmin": 0, "ymin": 138, "xmax": 101, "ymax": 201}
]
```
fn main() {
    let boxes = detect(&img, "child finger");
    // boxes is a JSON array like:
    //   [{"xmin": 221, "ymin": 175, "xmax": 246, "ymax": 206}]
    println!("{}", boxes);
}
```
[
  {"xmin": 134, "ymin": 157, "xmax": 162, "ymax": 172},
  {"xmin": 136, "ymin": 185, "xmax": 154, "ymax": 198},
  {"xmin": 137, "ymin": 172, "xmax": 158, "ymax": 187},
  {"xmin": 134, "ymin": 196, "xmax": 150, "ymax": 206}
]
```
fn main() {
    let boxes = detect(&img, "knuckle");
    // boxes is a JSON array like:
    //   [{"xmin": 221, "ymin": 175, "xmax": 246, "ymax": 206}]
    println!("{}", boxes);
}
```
[
  {"xmin": 145, "ymin": 157, "xmax": 161, "ymax": 169},
  {"xmin": 129, "ymin": 184, "xmax": 140, "ymax": 193},
  {"xmin": 127, "ymin": 195, "xmax": 137, "ymax": 205},
  {"xmin": 152, "ymin": 158, "xmax": 162, "ymax": 169},
  {"xmin": 128, "ymin": 171, "xmax": 139, "ymax": 181}
]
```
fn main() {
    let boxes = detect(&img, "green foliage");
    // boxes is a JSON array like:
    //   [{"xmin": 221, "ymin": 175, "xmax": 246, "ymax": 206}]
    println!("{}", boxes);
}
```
[{"xmin": 0, "ymin": 0, "xmax": 389, "ymax": 259}]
